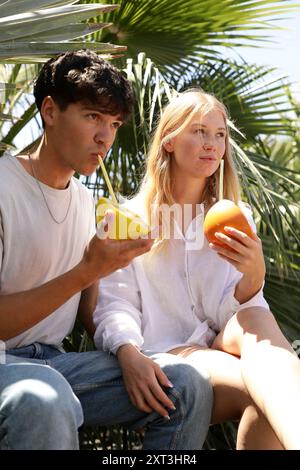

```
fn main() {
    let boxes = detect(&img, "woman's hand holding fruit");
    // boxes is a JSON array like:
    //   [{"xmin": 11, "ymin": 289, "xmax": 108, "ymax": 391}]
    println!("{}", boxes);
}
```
[{"xmin": 209, "ymin": 226, "xmax": 266, "ymax": 303}]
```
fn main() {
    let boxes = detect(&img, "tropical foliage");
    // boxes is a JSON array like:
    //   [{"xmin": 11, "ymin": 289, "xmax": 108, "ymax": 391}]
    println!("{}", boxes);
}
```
[
  {"xmin": 82, "ymin": 0, "xmax": 300, "ymax": 74},
  {"xmin": 0, "ymin": 0, "xmax": 300, "ymax": 450},
  {"xmin": 0, "ymin": 0, "xmax": 124, "ymax": 63}
]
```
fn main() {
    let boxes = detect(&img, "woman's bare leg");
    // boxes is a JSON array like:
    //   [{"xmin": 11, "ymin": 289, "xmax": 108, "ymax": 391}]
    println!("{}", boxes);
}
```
[
  {"xmin": 169, "ymin": 345, "xmax": 283, "ymax": 449},
  {"xmin": 212, "ymin": 307, "xmax": 300, "ymax": 449}
]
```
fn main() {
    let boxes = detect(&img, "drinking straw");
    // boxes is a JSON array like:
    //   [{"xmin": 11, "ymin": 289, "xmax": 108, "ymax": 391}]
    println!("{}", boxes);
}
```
[
  {"xmin": 219, "ymin": 159, "xmax": 224, "ymax": 201},
  {"xmin": 98, "ymin": 155, "xmax": 118, "ymax": 204}
]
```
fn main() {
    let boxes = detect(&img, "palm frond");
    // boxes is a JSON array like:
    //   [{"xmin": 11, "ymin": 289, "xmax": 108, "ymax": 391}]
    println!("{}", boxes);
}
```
[
  {"xmin": 0, "ymin": 1, "xmax": 122, "ymax": 62},
  {"xmin": 171, "ymin": 60, "xmax": 297, "ymax": 138},
  {"xmin": 80, "ymin": 0, "xmax": 300, "ymax": 73}
]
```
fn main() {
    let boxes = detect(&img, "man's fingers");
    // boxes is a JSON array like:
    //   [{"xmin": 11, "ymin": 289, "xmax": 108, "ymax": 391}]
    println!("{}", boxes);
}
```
[
  {"xmin": 96, "ymin": 210, "xmax": 115, "ymax": 239},
  {"xmin": 118, "ymin": 238, "xmax": 153, "ymax": 256}
]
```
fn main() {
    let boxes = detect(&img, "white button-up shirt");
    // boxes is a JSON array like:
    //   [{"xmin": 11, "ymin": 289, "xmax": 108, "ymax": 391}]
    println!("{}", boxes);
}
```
[{"xmin": 94, "ymin": 199, "xmax": 269, "ymax": 354}]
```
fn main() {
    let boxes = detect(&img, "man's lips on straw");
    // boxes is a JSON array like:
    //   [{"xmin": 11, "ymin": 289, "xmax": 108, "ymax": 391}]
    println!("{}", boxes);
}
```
[{"xmin": 92, "ymin": 152, "xmax": 105, "ymax": 160}]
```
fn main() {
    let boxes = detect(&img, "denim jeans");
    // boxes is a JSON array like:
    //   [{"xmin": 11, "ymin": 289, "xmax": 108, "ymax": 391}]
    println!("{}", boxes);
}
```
[
  {"xmin": 0, "ymin": 361, "xmax": 83, "ymax": 450},
  {"xmin": 2, "ymin": 343, "xmax": 213, "ymax": 450}
]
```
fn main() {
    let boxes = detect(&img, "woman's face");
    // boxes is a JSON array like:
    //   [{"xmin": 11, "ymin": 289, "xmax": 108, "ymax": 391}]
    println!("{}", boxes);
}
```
[{"xmin": 166, "ymin": 109, "xmax": 226, "ymax": 181}]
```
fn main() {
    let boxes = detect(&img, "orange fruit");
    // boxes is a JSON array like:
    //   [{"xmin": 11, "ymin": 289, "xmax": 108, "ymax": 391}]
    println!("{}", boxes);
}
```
[{"xmin": 204, "ymin": 199, "xmax": 255, "ymax": 248}]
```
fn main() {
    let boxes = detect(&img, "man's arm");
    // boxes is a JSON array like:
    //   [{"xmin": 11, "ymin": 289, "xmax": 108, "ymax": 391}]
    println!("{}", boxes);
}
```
[
  {"xmin": 0, "ymin": 235, "xmax": 153, "ymax": 341},
  {"xmin": 0, "ymin": 263, "xmax": 93, "ymax": 341}
]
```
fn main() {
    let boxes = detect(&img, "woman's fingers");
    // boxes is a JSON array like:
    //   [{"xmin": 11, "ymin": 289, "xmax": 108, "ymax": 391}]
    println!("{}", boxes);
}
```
[
  {"xmin": 209, "ymin": 242, "xmax": 244, "ymax": 263},
  {"xmin": 214, "ymin": 232, "xmax": 248, "ymax": 255},
  {"xmin": 127, "ymin": 372, "xmax": 175, "ymax": 418},
  {"xmin": 223, "ymin": 226, "xmax": 254, "ymax": 244},
  {"xmin": 130, "ymin": 390, "xmax": 153, "ymax": 414},
  {"xmin": 129, "ymin": 381, "xmax": 171, "ymax": 418},
  {"xmin": 140, "ymin": 385, "xmax": 171, "ymax": 418}
]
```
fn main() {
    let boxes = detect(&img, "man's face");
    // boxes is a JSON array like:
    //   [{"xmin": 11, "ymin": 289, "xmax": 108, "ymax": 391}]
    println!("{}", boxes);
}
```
[{"xmin": 46, "ymin": 100, "xmax": 123, "ymax": 176}]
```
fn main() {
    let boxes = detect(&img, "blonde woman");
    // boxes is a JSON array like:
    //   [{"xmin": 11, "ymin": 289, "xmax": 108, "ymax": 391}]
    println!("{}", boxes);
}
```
[{"xmin": 94, "ymin": 90, "xmax": 300, "ymax": 449}]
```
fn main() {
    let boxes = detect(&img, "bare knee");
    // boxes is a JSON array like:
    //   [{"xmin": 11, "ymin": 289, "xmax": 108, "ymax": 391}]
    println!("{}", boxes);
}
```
[
  {"xmin": 236, "ymin": 307, "xmax": 276, "ymax": 335},
  {"xmin": 236, "ymin": 307, "xmax": 294, "ymax": 354}
]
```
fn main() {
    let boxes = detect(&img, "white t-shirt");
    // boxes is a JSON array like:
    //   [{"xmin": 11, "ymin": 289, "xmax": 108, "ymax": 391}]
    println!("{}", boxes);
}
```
[
  {"xmin": 94, "ymin": 196, "xmax": 269, "ymax": 354},
  {"xmin": 0, "ymin": 154, "xmax": 95, "ymax": 349}
]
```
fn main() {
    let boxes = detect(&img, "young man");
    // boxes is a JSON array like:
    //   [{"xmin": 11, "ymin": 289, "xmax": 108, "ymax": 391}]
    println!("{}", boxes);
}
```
[{"xmin": 0, "ymin": 50, "xmax": 212, "ymax": 450}]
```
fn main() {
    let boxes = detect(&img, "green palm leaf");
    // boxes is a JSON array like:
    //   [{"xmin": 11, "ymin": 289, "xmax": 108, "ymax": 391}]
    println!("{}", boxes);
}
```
[
  {"xmin": 0, "ymin": 1, "xmax": 122, "ymax": 62},
  {"xmin": 81, "ymin": 0, "xmax": 300, "ymax": 72},
  {"xmin": 170, "ymin": 60, "xmax": 296, "ymax": 137}
]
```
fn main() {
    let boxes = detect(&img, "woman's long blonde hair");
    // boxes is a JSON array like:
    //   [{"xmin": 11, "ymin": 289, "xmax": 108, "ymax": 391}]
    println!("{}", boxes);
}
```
[{"xmin": 139, "ymin": 89, "xmax": 241, "ymax": 226}]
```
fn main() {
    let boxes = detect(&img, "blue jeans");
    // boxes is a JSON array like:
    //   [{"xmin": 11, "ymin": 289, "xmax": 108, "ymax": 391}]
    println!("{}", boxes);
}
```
[
  {"xmin": 0, "ymin": 362, "xmax": 83, "ymax": 450},
  {"xmin": 2, "ymin": 343, "xmax": 213, "ymax": 450}
]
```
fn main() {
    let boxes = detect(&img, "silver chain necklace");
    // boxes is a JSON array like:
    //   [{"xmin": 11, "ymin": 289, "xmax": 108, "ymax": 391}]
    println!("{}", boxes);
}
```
[{"xmin": 28, "ymin": 153, "xmax": 72, "ymax": 224}]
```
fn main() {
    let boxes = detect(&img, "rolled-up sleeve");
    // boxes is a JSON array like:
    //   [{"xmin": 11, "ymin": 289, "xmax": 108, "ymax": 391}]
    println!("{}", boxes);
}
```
[
  {"xmin": 93, "ymin": 263, "xmax": 144, "ymax": 355},
  {"xmin": 214, "ymin": 277, "xmax": 269, "ymax": 332}
]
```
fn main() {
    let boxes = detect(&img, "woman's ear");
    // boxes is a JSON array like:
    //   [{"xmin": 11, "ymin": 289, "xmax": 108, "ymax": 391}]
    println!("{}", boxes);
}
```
[{"xmin": 163, "ymin": 138, "xmax": 174, "ymax": 153}]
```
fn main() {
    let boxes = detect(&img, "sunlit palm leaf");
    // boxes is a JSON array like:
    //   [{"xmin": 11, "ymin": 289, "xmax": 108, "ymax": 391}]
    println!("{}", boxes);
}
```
[
  {"xmin": 0, "ymin": 4, "xmax": 117, "ymax": 41},
  {"xmin": 19, "ymin": 23, "xmax": 112, "ymax": 43},
  {"xmin": 0, "ymin": 1, "xmax": 122, "ymax": 62},
  {"xmin": 0, "ymin": 1, "xmax": 77, "ymax": 18},
  {"xmin": 1, "ymin": 41, "xmax": 126, "ymax": 63}
]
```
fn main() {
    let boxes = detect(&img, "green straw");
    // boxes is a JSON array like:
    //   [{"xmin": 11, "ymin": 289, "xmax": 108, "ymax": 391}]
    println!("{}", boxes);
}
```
[
  {"xmin": 98, "ymin": 155, "xmax": 118, "ymax": 204},
  {"xmin": 219, "ymin": 159, "xmax": 224, "ymax": 201}
]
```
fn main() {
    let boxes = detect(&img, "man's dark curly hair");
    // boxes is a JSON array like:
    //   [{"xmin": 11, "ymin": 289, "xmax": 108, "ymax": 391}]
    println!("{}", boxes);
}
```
[{"xmin": 34, "ymin": 50, "xmax": 134, "ymax": 124}]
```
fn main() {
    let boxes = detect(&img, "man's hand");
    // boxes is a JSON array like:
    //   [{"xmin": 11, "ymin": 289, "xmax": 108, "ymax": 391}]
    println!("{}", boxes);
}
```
[
  {"xmin": 117, "ymin": 344, "xmax": 175, "ymax": 418},
  {"xmin": 80, "ymin": 211, "xmax": 153, "ymax": 284}
]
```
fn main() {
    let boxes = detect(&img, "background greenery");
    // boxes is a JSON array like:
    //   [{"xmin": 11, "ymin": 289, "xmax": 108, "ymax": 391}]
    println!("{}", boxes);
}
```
[{"xmin": 1, "ymin": 0, "xmax": 299, "ymax": 449}]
